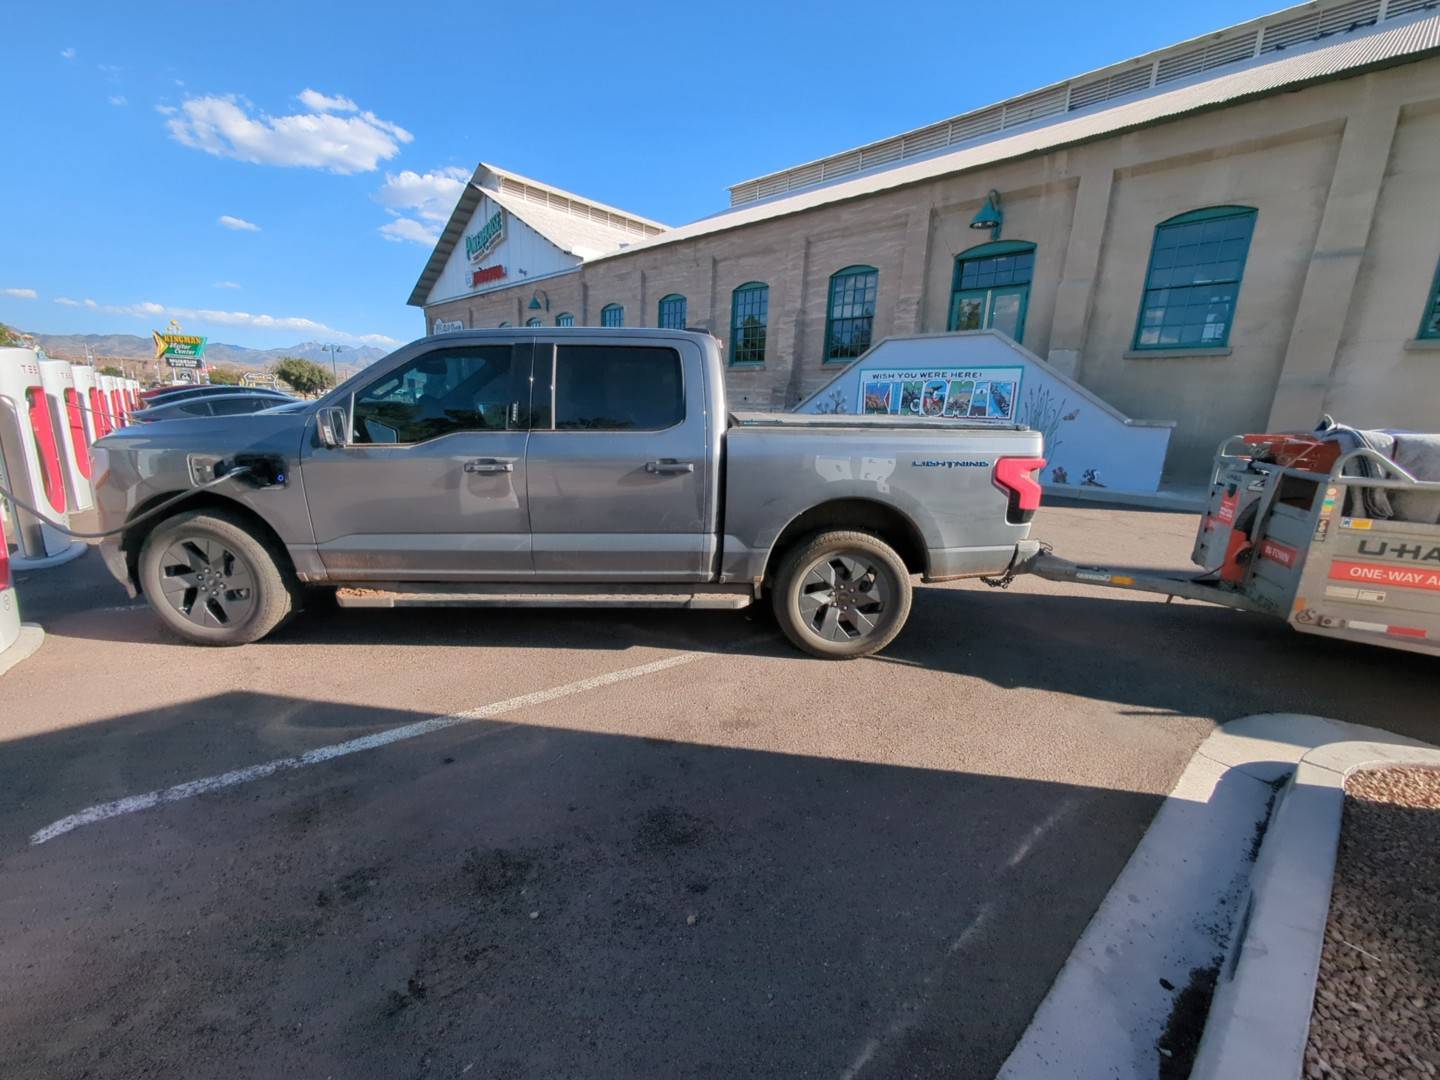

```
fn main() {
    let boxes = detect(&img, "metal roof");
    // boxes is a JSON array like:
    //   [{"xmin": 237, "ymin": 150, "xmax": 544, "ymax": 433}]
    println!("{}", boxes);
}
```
[
  {"xmin": 586, "ymin": 9, "xmax": 1440, "ymax": 266},
  {"xmin": 407, "ymin": 164, "xmax": 667, "ymax": 307},
  {"xmin": 727, "ymin": 0, "xmax": 1439, "ymax": 206}
]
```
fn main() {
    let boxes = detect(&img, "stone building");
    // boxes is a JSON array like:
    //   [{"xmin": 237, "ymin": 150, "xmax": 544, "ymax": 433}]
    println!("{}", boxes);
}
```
[{"xmin": 412, "ymin": 1, "xmax": 1440, "ymax": 481}]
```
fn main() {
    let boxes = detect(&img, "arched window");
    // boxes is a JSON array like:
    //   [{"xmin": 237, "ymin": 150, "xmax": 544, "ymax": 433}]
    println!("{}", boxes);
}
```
[
  {"xmin": 1419, "ymin": 258, "xmax": 1440, "ymax": 340},
  {"xmin": 1134, "ymin": 206, "xmax": 1256, "ymax": 350},
  {"xmin": 730, "ymin": 282, "xmax": 769, "ymax": 365},
  {"xmin": 556, "ymin": 312, "xmax": 575, "ymax": 327},
  {"xmin": 658, "ymin": 294, "xmax": 687, "ymax": 329},
  {"xmin": 498, "ymin": 321, "xmax": 511, "ymax": 327},
  {"xmin": 825, "ymin": 265, "xmax": 878, "ymax": 362},
  {"xmin": 949, "ymin": 240, "xmax": 1036, "ymax": 343},
  {"xmin": 525, "ymin": 317, "xmax": 543, "ymax": 327},
  {"xmin": 601, "ymin": 303, "xmax": 624, "ymax": 328}
]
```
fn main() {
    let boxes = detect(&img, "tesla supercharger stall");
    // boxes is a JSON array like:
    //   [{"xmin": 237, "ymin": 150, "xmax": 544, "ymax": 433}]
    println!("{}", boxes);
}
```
[
  {"xmin": 102, "ymin": 375, "xmax": 127, "ymax": 428},
  {"xmin": 38, "ymin": 359, "xmax": 94, "ymax": 512},
  {"xmin": 70, "ymin": 364, "xmax": 102, "ymax": 446},
  {"xmin": 0, "ymin": 347, "xmax": 85, "ymax": 568},
  {"xmin": 0, "ymin": 511, "xmax": 19, "ymax": 655}
]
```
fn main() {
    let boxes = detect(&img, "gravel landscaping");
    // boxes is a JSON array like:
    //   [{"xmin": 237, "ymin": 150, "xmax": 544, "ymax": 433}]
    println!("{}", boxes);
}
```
[{"xmin": 1305, "ymin": 767, "xmax": 1440, "ymax": 1080}]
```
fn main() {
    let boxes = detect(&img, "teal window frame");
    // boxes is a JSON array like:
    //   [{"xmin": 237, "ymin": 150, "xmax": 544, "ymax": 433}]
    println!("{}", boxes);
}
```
[
  {"xmin": 525, "ymin": 317, "xmax": 543, "ymax": 327},
  {"xmin": 824, "ymin": 265, "xmax": 879, "ymax": 363},
  {"xmin": 1132, "ymin": 205, "xmax": 1256, "ymax": 352},
  {"xmin": 1419, "ymin": 257, "xmax": 1440, "ymax": 340},
  {"xmin": 555, "ymin": 312, "xmax": 574, "ymax": 327},
  {"xmin": 601, "ymin": 303, "xmax": 624, "ymax": 328},
  {"xmin": 948, "ymin": 239, "xmax": 1036, "ymax": 343},
  {"xmin": 658, "ymin": 294, "xmax": 687, "ymax": 329},
  {"xmin": 729, "ymin": 282, "xmax": 769, "ymax": 366},
  {"xmin": 498, "ymin": 321, "xmax": 511, "ymax": 327}
]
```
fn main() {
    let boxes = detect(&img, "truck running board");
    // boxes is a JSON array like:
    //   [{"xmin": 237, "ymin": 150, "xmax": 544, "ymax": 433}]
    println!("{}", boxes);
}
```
[{"xmin": 334, "ymin": 583, "xmax": 756, "ymax": 611}]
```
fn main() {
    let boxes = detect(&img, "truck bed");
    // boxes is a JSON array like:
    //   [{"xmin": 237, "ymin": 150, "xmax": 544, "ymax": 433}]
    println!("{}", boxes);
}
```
[{"xmin": 729, "ymin": 410, "xmax": 1024, "ymax": 432}]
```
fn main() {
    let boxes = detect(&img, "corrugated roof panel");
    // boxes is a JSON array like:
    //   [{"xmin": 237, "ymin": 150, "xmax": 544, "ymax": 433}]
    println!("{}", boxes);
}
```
[{"xmin": 612, "ymin": 12, "xmax": 1440, "ymax": 263}]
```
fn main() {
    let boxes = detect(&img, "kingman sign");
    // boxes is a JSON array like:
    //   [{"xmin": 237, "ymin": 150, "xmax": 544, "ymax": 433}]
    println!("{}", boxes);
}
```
[{"xmin": 465, "ymin": 210, "xmax": 505, "ymax": 264}]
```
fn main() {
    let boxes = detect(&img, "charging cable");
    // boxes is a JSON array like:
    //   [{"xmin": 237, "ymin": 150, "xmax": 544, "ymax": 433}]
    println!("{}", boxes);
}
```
[{"xmin": 0, "ymin": 468, "xmax": 253, "ymax": 540}]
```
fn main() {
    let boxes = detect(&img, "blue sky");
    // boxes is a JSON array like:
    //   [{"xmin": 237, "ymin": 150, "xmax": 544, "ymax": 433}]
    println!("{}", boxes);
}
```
[{"xmin": 2, "ymin": 0, "xmax": 1277, "ymax": 350}]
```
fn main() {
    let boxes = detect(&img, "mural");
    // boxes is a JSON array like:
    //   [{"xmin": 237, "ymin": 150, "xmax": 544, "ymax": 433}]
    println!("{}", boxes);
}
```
[{"xmin": 793, "ymin": 331, "xmax": 1174, "ymax": 495}]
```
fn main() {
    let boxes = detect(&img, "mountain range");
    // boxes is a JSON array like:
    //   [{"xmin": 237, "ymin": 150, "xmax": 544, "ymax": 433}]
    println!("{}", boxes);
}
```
[{"xmin": 23, "ymin": 332, "xmax": 392, "ymax": 378}]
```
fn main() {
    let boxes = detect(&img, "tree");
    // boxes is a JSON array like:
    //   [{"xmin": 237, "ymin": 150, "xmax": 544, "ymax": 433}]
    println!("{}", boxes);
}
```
[
  {"xmin": 273, "ymin": 356, "xmax": 334, "ymax": 397},
  {"xmin": 98, "ymin": 364, "xmax": 124, "ymax": 377},
  {"xmin": 207, "ymin": 365, "xmax": 244, "ymax": 385},
  {"xmin": 0, "ymin": 322, "xmax": 20, "ymax": 347}
]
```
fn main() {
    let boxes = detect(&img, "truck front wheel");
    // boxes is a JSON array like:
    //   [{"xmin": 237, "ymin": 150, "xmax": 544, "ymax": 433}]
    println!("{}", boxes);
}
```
[
  {"xmin": 137, "ymin": 509, "xmax": 299, "ymax": 646},
  {"xmin": 771, "ymin": 530, "xmax": 913, "ymax": 659}
]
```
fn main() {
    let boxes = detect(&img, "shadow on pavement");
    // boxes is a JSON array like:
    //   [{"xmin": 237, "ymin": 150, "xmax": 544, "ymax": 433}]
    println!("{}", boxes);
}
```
[{"xmin": 0, "ymin": 688, "xmax": 1196, "ymax": 1080}]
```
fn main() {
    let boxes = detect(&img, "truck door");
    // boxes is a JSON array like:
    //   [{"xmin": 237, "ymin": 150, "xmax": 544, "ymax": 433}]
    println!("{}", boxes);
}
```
[
  {"xmin": 302, "ymin": 341, "xmax": 534, "ymax": 580},
  {"xmin": 525, "ymin": 337, "xmax": 711, "ymax": 581}
]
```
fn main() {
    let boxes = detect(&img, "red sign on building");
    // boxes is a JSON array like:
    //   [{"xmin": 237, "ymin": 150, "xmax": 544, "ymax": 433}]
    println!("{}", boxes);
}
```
[{"xmin": 471, "ymin": 264, "xmax": 506, "ymax": 288}]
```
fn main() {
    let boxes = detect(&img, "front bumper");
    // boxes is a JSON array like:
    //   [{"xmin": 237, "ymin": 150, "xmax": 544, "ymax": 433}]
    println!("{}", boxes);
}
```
[{"xmin": 97, "ymin": 536, "xmax": 137, "ymax": 597}]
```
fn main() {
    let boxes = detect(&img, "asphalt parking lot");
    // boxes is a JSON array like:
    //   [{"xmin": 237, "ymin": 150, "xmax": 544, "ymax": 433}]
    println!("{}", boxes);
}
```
[{"xmin": 2, "ymin": 502, "xmax": 1436, "ymax": 1079}]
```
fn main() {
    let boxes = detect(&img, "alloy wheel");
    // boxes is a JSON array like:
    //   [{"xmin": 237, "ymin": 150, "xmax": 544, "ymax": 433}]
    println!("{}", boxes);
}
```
[
  {"xmin": 797, "ymin": 551, "xmax": 891, "ymax": 642},
  {"xmin": 158, "ymin": 537, "xmax": 258, "ymax": 629}
]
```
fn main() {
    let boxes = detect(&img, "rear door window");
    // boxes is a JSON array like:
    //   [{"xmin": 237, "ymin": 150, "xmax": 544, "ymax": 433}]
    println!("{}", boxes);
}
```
[
  {"xmin": 352, "ymin": 345, "xmax": 517, "ymax": 444},
  {"xmin": 553, "ymin": 345, "xmax": 683, "ymax": 431}
]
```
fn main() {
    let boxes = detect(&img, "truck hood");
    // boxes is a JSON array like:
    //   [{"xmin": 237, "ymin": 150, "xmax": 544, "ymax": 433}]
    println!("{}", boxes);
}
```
[{"xmin": 95, "ymin": 405, "xmax": 314, "ymax": 456}]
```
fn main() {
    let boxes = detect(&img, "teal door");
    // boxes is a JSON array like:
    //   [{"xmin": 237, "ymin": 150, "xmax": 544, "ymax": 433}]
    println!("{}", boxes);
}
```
[
  {"xmin": 948, "ymin": 240, "xmax": 1035, "ymax": 344},
  {"xmin": 948, "ymin": 284, "xmax": 1029, "ymax": 343}
]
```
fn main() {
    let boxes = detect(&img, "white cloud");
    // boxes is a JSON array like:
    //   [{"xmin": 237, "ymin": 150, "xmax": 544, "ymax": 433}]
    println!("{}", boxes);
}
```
[
  {"xmin": 155, "ymin": 103, "xmax": 177, "ymax": 116},
  {"xmin": 166, "ymin": 91, "xmax": 412, "ymax": 174},
  {"xmin": 4, "ymin": 287, "xmax": 38, "ymax": 299},
  {"xmin": 376, "ymin": 166, "xmax": 468, "ymax": 223},
  {"xmin": 54, "ymin": 296, "xmax": 80, "ymax": 306},
  {"xmin": 297, "ymin": 88, "xmax": 357, "ymax": 113},
  {"xmin": 109, "ymin": 95, "xmax": 128, "ymax": 106},
  {"xmin": 379, "ymin": 217, "xmax": 440, "ymax": 246},
  {"xmin": 213, "ymin": 280, "xmax": 242, "ymax": 289},
  {"xmin": 100, "ymin": 297, "xmax": 399, "ymax": 347},
  {"xmin": 60, "ymin": 47, "xmax": 75, "ymax": 60},
  {"xmin": 218, "ymin": 214, "xmax": 260, "ymax": 232}
]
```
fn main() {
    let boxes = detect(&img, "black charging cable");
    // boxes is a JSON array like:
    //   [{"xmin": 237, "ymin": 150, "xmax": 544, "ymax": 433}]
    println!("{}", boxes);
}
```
[{"xmin": 0, "ymin": 468, "xmax": 253, "ymax": 540}]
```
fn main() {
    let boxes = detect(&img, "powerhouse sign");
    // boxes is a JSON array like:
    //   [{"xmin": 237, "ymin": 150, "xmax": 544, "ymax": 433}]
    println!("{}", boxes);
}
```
[
  {"xmin": 465, "ymin": 210, "xmax": 505, "ymax": 263},
  {"xmin": 858, "ymin": 365, "xmax": 1023, "ymax": 422}
]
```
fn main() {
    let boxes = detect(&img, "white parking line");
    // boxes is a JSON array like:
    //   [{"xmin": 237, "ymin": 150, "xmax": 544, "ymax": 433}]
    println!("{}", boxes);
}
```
[{"xmin": 30, "ymin": 651, "xmax": 702, "ymax": 846}]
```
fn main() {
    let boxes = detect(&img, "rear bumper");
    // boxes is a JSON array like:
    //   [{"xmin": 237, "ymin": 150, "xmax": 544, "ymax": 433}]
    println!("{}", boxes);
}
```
[{"xmin": 923, "ymin": 540, "xmax": 1039, "ymax": 582}]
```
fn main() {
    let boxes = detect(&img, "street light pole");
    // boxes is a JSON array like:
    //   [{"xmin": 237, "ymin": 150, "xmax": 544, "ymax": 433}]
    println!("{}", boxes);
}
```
[{"xmin": 324, "ymin": 343, "xmax": 344, "ymax": 385}]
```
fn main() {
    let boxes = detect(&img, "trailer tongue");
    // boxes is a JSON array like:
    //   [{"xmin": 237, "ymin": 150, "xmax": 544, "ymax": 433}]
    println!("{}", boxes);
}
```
[{"xmin": 1015, "ymin": 434, "xmax": 1440, "ymax": 657}]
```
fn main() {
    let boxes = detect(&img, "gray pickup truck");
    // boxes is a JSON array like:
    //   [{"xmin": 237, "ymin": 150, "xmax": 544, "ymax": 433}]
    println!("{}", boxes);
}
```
[{"xmin": 94, "ymin": 329, "xmax": 1044, "ymax": 658}]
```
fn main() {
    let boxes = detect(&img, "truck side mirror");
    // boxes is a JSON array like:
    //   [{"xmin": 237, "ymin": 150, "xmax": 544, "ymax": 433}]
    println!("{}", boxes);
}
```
[{"xmin": 316, "ymin": 406, "xmax": 349, "ymax": 448}]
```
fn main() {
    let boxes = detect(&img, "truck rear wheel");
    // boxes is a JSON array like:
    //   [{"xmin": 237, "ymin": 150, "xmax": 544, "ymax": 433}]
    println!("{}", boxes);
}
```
[
  {"xmin": 771, "ymin": 530, "xmax": 912, "ymax": 659},
  {"xmin": 138, "ymin": 509, "xmax": 299, "ymax": 646}
]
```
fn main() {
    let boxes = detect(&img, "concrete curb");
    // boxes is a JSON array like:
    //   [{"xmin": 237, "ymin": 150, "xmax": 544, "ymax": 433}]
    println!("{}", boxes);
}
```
[
  {"xmin": 996, "ymin": 713, "xmax": 1432, "ymax": 1080},
  {"xmin": 1190, "ymin": 735, "xmax": 1440, "ymax": 1080},
  {"xmin": 0, "ymin": 623, "xmax": 45, "ymax": 677}
]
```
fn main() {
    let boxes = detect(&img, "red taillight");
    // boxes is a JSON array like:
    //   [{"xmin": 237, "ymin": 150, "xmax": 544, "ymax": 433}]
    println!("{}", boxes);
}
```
[{"xmin": 993, "ymin": 456, "xmax": 1046, "ymax": 523}]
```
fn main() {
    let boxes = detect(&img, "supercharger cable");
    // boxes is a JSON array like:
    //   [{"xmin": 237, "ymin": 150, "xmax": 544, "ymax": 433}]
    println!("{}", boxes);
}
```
[{"xmin": 0, "ymin": 468, "xmax": 253, "ymax": 540}]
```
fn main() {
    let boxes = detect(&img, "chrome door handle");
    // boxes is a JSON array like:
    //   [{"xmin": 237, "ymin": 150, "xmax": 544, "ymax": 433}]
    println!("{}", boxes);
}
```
[
  {"xmin": 645, "ymin": 460, "xmax": 694, "ymax": 474},
  {"xmin": 463, "ymin": 458, "xmax": 513, "ymax": 474}
]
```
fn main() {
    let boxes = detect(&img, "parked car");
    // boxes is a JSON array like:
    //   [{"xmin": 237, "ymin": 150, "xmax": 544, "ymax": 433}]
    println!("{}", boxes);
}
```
[
  {"xmin": 92, "ymin": 329, "xmax": 1044, "ymax": 658},
  {"xmin": 131, "ymin": 392, "xmax": 297, "ymax": 423},
  {"xmin": 141, "ymin": 384, "xmax": 292, "ymax": 409}
]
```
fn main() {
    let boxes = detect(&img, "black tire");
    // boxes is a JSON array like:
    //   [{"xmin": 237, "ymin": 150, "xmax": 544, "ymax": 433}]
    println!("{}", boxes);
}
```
[
  {"xmin": 770, "ymin": 530, "xmax": 913, "ymax": 659},
  {"xmin": 138, "ymin": 509, "xmax": 299, "ymax": 645}
]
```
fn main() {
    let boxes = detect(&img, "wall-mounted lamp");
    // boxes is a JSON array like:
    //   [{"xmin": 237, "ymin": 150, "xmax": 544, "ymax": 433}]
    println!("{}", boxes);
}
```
[{"xmin": 970, "ymin": 189, "xmax": 1004, "ymax": 240}]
